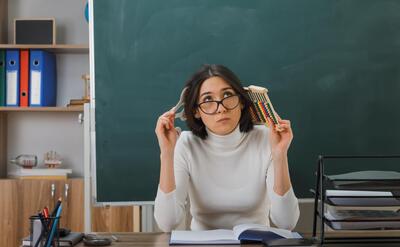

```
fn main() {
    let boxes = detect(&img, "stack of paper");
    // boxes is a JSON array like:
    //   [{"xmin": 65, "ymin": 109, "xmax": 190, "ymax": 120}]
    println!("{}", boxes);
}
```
[
  {"xmin": 326, "ymin": 190, "xmax": 400, "ymax": 206},
  {"xmin": 325, "ymin": 209, "xmax": 400, "ymax": 230}
]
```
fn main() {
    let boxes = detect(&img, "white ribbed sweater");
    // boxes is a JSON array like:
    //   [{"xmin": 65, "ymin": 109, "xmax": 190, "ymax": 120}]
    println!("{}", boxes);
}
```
[{"xmin": 154, "ymin": 125, "xmax": 299, "ymax": 232}]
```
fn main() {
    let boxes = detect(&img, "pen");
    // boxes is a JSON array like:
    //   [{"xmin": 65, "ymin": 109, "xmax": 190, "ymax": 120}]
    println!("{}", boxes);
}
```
[
  {"xmin": 50, "ymin": 197, "xmax": 62, "ymax": 217},
  {"xmin": 42, "ymin": 206, "xmax": 55, "ymax": 246},
  {"xmin": 49, "ymin": 198, "xmax": 62, "ymax": 247},
  {"xmin": 43, "ymin": 206, "xmax": 49, "ymax": 219},
  {"xmin": 45, "ymin": 203, "xmax": 63, "ymax": 247},
  {"xmin": 42, "ymin": 207, "xmax": 50, "ymax": 230},
  {"xmin": 34, "ymin": 213, "xmax": 47, "ymax": 247}
]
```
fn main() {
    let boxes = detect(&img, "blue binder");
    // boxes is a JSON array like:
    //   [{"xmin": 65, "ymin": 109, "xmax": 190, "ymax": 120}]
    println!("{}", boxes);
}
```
[
  {"xmin": 0, "ymin": 50, "xmax": 6, "ymax": 106},
  {"xmin": 5, "ymin": 50, "xmax": 20, "ymax": 106},
  {"xmin": 29, "ymin": 50, "xmax": 57, "ymax": 107}
]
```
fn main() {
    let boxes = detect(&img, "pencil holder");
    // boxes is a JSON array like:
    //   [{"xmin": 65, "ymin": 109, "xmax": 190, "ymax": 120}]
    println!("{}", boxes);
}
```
[{"xmin": 29, "ymin": 215, "xmax": 61, "ymax": 247}]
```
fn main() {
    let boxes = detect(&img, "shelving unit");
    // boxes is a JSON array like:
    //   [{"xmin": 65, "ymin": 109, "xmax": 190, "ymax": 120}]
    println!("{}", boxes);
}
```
[
  {"xmin": 0, "ymin": 1, "xmax": 92, "ymax": 245},
  {"xmin": 0, "ymin": 2, "xmax": 142, "ymax": 245},
  {"xmin": 0, "ymin": 40, "xmax": 87, "ymax": 175},
  {"xmin": 0, "ymin": 44, "xmax": 89, "ymax": 53},
  {"xmin": 0, "ymin": 0, "xmax": 90, "ymax": 177},
  {"xmin": 312, "ymin": 155, "xmax": 400, "ymax": 245},
  {"xmin": 0, "ymin": 106, "xmax": 83, "ymax": 112}
]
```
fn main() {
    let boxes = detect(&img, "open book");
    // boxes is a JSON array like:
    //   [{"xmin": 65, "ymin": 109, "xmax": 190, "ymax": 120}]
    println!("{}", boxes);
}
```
[{"xmin": 170, "ymin": 223, "xmax": 302, "ymax": 245}]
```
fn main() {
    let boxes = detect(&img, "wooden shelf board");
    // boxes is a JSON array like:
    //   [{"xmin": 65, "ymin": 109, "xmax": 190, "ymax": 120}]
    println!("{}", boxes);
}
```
[
  {"xmin": 0, "ymin": 106, "xmax": 83, "ymax": 112},
  {"xmin": 0, "ymin": 44, "xmax": 89, "ymax": 53}
]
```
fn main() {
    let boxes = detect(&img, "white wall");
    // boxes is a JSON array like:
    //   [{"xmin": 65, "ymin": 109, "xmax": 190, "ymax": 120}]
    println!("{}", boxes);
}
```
[
  {"xmin": 7, "ymin": 112, "xmax": 84, "ymax": 177},
  {"xmin": 8, "ymin": 0, "xmax": 88, "ymax": 44},
  {"xmin": 6, "ymin": 0, "xmax": 89, "ymax": 176}
]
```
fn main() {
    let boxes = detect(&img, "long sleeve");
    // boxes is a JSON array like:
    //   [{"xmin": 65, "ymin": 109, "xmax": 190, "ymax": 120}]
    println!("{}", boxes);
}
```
[
  {"xmin": 154, "ymin": 135, "xmax": 190, "ymax": 232},
  {"xmin": 266, "ymin": 163, "xmax": 300, "ymax": 230},
  {"xmin": 155, "ymin": 126, "xmax": 300, "ymax": 231}
]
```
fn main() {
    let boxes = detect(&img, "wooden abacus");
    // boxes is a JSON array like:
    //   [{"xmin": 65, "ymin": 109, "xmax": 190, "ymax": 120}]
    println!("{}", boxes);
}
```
[{"xmin": 244, "ymin": 85, "xmax": 282, "ymax": 131}]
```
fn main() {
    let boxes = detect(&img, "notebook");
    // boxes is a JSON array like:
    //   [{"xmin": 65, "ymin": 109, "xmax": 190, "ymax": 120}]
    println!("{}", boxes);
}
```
[{"xmin": 170, "ymin": 223, "xmax": 302, "ymax": 245}]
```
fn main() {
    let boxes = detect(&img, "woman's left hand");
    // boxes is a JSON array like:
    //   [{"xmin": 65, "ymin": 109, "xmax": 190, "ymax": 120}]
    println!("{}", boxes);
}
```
[{"xmin": 267, "ymin": 115, "xmax": 293, "ymax": 157}]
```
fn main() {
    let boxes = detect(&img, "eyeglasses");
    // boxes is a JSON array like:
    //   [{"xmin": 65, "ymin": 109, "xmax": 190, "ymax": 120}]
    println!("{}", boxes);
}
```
[{"xmin": 197, "ymin": 95, "xmax": 240, "ymax": 115}]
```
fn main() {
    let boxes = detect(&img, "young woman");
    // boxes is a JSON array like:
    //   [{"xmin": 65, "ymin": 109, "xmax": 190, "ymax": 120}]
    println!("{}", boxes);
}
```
[{"xmin": 154, "ymin": 64, "xmax": 299, "ymax": 232}]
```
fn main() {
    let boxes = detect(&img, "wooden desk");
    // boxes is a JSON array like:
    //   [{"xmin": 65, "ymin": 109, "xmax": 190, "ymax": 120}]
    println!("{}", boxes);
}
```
[
  {"xmin": 74, "ymin": 232, "xmax": 263, "ymax": 246},
  {"xmin": 74, "ymin": 232, "xmax": 400, "ymax": 247}
]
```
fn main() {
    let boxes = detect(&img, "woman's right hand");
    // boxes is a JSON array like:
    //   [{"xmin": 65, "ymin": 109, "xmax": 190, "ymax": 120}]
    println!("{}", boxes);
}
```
[{"xmin": 155, "ymin": 109, "xmax": 180, "ymax": 154}]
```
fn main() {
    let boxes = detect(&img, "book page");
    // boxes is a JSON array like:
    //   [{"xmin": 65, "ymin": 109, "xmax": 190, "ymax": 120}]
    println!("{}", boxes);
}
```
[{"xmin": 232, "ymin": 223, "xmax": 294, "ymax": 239}]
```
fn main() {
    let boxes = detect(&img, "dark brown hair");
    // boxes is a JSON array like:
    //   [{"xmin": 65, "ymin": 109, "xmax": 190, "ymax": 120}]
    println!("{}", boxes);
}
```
[{"xmin": 183, "ymin": 64, "xmax": 254, "ymax": 139}]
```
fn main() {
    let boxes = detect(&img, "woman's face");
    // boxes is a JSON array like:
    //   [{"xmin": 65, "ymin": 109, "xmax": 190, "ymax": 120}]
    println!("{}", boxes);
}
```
[{"xmin": 195, "ymin": 76, "xmax": 242, "ymax": 135}]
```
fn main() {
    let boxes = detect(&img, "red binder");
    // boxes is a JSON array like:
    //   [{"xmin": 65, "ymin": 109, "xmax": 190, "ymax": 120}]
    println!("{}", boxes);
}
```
[{"xmin": 20, "ymin": 49, "xmax": 29, "ymax": 107}]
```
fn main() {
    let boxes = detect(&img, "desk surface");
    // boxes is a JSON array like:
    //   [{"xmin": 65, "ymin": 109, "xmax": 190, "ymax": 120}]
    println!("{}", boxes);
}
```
[
  {"xmin": 75, "ymin": 233, "xmax": 255, "ymax": 247},
  {"xmin": 75, "ymin": 233, "xmax": 257, "ymax": 247},
  {"xmin": 74, "ymin": 232, "xmax": 400, "ymax": 247}
]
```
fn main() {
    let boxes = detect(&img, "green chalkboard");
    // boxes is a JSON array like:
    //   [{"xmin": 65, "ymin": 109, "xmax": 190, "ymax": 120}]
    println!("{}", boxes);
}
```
[{"xmin": 93, "ymin": 0, "xmax": 400, "ymax": 202}]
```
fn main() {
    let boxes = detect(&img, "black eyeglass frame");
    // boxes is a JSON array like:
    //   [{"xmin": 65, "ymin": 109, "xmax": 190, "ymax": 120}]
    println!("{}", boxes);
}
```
[{"xmin": 196, "ymin": 95, "xmax": 241, "ymax": 115}]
